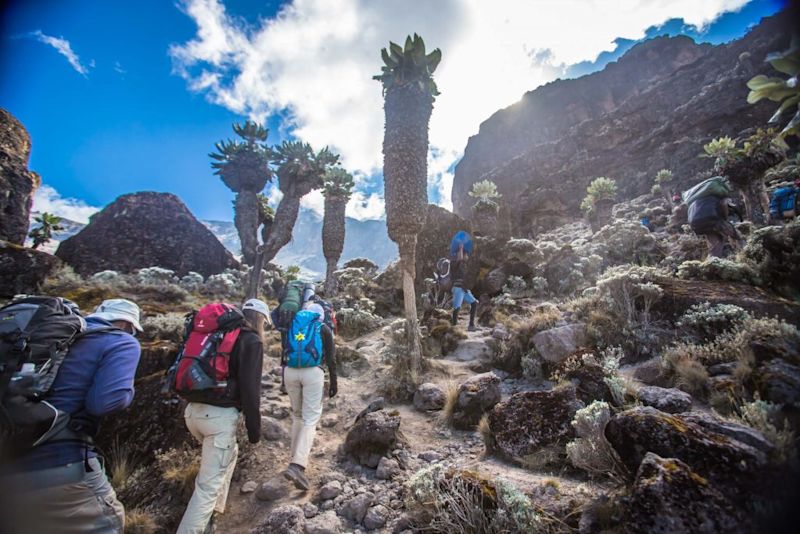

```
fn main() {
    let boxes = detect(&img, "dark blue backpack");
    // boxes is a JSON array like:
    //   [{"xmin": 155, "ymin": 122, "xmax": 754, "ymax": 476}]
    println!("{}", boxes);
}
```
[
  {"xmin": 770, "ymin": 187, "xmax": 797, "ymax": 218},
  {"xmin": 285, "ymin": 310, "xmax": 324, "ymax": 368}
]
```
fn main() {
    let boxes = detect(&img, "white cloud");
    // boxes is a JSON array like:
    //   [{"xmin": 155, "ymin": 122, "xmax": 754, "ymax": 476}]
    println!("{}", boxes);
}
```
[
  {"xmin": 300, "ymin": 189, "xmax": 325, "ymax": 219},
  {"xmin": 27, "ymin": 30, "xmax": 92, "ymax": 76},
  {"xmin": 33, "ymin": 184, "xmax": 99, "ymax": 223},
  {"xmin": 171, "ymin": 0, "xmax": 750, "ymax": 213},
  {"xmin": 346, "ymin": 191, "xmax": 385, "ymax": 221}
]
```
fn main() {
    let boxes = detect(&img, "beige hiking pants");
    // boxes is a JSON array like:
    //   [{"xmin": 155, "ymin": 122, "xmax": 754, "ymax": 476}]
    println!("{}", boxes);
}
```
[
  {"xmin": 177, "ymin": 403, "xmax": 239, "ymax": 534},
  {"xmin": 285, "ymin": 366, "xmax": 325, "ymax": 468}
]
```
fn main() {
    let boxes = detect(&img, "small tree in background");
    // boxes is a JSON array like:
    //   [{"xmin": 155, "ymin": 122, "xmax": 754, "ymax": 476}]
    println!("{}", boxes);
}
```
[
  {"xmin": 469, "ymin": 179, "xmax": 502, "ymax": 236},
  {"xmin": 322, "ymin": 167, "xmax": 355, "ymax": 296},
  {"xmin": 29, "ymin": 212, "xmax": 64, "ymax": 250},
  {"xmin": 654, "ymin": 169, "xmax": 675, "ymax": 206},
  {"xmin": 581, "ymin": 177, "xmax": 617, "ymax": 231},
  {"xmin": 210, "ymin": 121, "xmax": 272, "ymax": 266},
  {"xmin": 375, "ymin": 33, "xmax": 441, "ymax": 385}
]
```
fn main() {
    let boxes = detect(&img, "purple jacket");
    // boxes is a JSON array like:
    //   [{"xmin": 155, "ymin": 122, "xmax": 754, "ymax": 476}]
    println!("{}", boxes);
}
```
[{"xmin": 10, "ymin": 317, "xmax": 141, "ymax": 472}]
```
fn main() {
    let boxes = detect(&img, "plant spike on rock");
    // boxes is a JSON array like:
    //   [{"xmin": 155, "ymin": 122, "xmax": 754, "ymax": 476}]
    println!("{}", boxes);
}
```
[
  {"xmin": 28, "ymin": 212, "xmax": 63, "ymax": 250},
  {"xmin": 245, "ymin": 141, "xmax": 339, "ymax": 299},
  {"xmin": 322, "ymin": 167, "xmax": 354, "ymax": 297},
  {"xmin": 210, "ymin": 120, "xmax": 272, "ymax": 266},
  {"xmin": 746, "ymin": 37, "xmax": 800, "ymax": 138},
  {"xmin": 375, "ymin": 33, "xmax": 441, "ymax": 383}
]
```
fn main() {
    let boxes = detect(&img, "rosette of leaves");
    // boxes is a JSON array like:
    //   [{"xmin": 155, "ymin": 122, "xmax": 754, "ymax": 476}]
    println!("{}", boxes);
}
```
[
  {"xmin": 580, "ymin": 177, "xmax": 618, "ymax": 214},
  {"xmin": 374, "ymin": 33, "xmax": 441, "ymax": 385},
  {"xmin": 322, "ymin": 167, "xmax": 355, "ymax": 296},
  {"xmin": 29, "ymin": 212, "xmax": 64, "ymax": 250},
  {"xmin": 746, "ymin": 39, "xmax": 800, "ymax": 138},
  {"xmin": 701, "ymin": 136, "xmax": 737, "ymax": 173},
  {"xmin": 654, "ymin": 169, "xmax": 673, "ymax": 184},
  {"xmin": 469, "ymin": 179, "xmax": 502, "ymax": 212},
  {"xmin": 210, "ymin": 121, "xmax": 273, "ymax": 265}
]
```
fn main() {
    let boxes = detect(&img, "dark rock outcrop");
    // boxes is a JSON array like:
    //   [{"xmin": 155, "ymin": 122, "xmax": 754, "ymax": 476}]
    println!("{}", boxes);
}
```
[
  {"xmin": 414, "ymin": 204, "xmax": 471, "ymax": 290},
  {"xmin": 0, "ymin": 240, "xmax": 61, "ymax": 297},
  {"xmin": 0, "ymin": 109, "xmax": 40, "ymax": 245},
  {"xmin": 635, "ymin": 385, "xmax": 693, "ymax": 413},
  {"xmin": 621, "ymin": 453, "xmax": 745, "ymax": 533},
  {"xmin": 452, "ymin": 13, "xmax": 792, "ymax": 237},
  {"xmin": 488, "ymin": 386, "xmax": 583, "ymax": 461},
  {"xmin": 605, "ymin": 406, "xmax": 768, "ymax": 491},
  {"xmin": 450, "ymin": 372, "xmax": 501, "ymax": 430},
  {"xmin": 343, "ymin": 409, "xmax": 401, "ymax": 467},
  {"xmin": 56, "ymin": 192, "xmax": 238, "ymax": 277}
]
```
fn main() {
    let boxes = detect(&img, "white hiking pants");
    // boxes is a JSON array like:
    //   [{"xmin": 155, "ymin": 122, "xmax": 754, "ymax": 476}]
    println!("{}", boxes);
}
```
[
  {"xmin": 177, "ymin": 403, "xmax": 239, "ymax": 534},
  {"xmin": 284, "ymin": 366, "xmax": 325, "ymax": 468}
]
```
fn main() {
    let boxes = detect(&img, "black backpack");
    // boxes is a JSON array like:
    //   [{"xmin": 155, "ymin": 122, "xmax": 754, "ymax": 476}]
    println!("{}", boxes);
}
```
[
  {"xmin": 688, "ymin": 196, "xmax": 721, "ymax": 235},
  {"xmin": 434, "ymin": 258, "xmax": 453, "ymax": 293},
  {"xmin": 0, "ymin": 296, "xmax": 115, "ymax": 458},
  {"xmin": 311, "ymin": 297, "xmax": 337, "ymax": 335}
]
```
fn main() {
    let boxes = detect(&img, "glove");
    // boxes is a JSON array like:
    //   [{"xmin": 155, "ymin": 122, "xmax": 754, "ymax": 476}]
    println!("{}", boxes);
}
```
[{"xmin": 329, "ymin": 376, "xmax": 338, "ymax": 398}]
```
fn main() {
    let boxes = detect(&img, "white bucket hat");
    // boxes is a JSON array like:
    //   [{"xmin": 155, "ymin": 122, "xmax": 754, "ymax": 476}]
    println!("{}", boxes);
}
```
[
  {"xmin": 243, "ymin": 299, "xmax": 271, "ymax": 324},
  {"xmin": 302, "ymin": 302, "xmax": 324, "ymax": 320},
  {"xmin": 89, "ymin": 298, "xmax": 143, "ymax": 333}
]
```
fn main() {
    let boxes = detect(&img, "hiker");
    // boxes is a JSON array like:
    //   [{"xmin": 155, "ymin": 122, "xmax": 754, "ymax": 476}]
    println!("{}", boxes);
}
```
[
  {"xmin": 0, "ymin": 298, "xmax": 142, "ymax": 534},
  {"xmin": 176, "ymin": 299, "xmax": 270, "ymax": 534},
  {"xmin": 688, "ymin": 194, "xmax": 745, "ymax": 258},
  {"xmin": 769, "ymin": 179, "xmax": 799, "ymax": 223},
  {"xmin": 451, "ymin": 243, "xmax": 478, "ymax": 331},
  {"xmin": 282, "ymin": 300, "xmax": 337, "ymax": 491}
]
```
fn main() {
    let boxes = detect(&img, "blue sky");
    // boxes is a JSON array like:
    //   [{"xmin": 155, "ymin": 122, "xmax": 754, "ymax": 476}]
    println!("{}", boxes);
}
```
[{"xmin": 0, "ymin": 0, "xmax": 787, "ymax": 223}]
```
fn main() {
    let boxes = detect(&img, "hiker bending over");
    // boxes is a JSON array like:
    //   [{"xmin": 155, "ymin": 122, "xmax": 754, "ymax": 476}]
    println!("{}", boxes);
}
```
[
  {"xmin": 282, "ymin": 301, "xmax": 337, "ymax": 491},
  {"xmin": 451, "ymin": 245, "xmax": 478, "ymax": 331},
  {"xmin": 769, "ymin": 179, "xmax": 799, "ymax": 223},
  {"xmin": 0, "ymin": 298, "xmax": 142, "ymax": 534},
  {"xmin": 177, "ymin": 299, "xmax": 269, "ymax": 534},
  {"xmin": 689, "ymin": 195, "xmax": 745, "ymax": 258}
]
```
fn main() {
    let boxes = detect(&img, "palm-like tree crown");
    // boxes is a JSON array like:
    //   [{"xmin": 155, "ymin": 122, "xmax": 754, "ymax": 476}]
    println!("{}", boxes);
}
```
[
  {"xmin": 210, "ymin": 120, "xmax": 272, "ymax": 192},
  {"xmin": 271, "ymin": 141, "xmax": 339, "ymax": 193},
  {"xmin": 373, "ymin": 33, "xmax": 442, "ymax": 98},
  {"xmin": 323, "ymin": 167, "xmax": 355, "ymax": 199},
  {"xmin": 654, "ymin": 169, "xmax": 674, "ymax": 184},
  {"xmin": 747, "ymin": 38, "xmax": 800, "ymax": 138}
]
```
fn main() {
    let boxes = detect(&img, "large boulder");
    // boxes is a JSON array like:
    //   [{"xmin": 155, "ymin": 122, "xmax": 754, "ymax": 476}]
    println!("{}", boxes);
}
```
[
  {"xmin": 0, "ymin": 240, "xmax": 61, "ymax": 297},
  {"xmin": 450, "ymin": 372, "xmax": 501, "ymax": 430},
  {"xmin": 635, "ymin": 385, "xmax": 693, "ymax": 413},
  {"xmin": 413, "ymin": 383, "xmax": 446, "ymax": 412},
  {"xmin": 0, "ymin": 109, "xmax": 40, "ymax": 245},
  {"xmin": 343, "ymin": 409, "xmax": 401, "ymax": 467},
  {"xmin": 414, "ymin": 205, "xmax": 471, "ymax": 291},
  {"xmin": 487, "ymin": 386, "xmax": 583, "ymax": 461},
  {"xmin": 605, "ymin": 407, "xmax": 769, "ymax": 491},
  {"xmin": 55, "ymin": 192, "xmax": 238, "ymax": 277},
  {"xmin": 253, "ymin": 504, "xmax": 305, "ymax": 534},
  {"xmin": 532, "ymin": 323, "xmax": 588, "ymax": 363},
  {"xmin": 621, "ymin": 453, "xmax": 745, "ymax": 533}
]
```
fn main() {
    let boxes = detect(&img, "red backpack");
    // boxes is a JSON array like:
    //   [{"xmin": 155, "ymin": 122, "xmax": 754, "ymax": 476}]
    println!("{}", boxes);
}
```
[{"xmin": 170, "ymin": 303, "xmax": 244, "ymax": 402}]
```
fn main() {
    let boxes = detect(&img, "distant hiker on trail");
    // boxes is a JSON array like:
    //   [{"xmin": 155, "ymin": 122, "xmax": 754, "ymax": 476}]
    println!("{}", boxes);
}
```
[
  {"xmin": 769, "ymin": 179, "xmax": 799, "ymax": 223},
  {"xmin": 0, "ymin": 297, "xmax": 142, "ymax": 534},
  {"xmin": 174, "ymin": 299, "xmax": 270, "ymax": 534},
  {"xmin": 450, "ymin": 231, "xmax": 478, "ymax": 331},
  {"xmin": 684, "ymin": 176, "xmax": 745, "ymax": 258},
  {"xmin": 282, "ymin": 300, "xmax": 337, "ymax": 491}
]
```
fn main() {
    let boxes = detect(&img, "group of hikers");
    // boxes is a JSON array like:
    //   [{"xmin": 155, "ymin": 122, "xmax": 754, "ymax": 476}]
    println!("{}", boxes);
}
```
[
  {"xmin": 0, "ymin": 281, "xmax": 337, "ymax": 533},
  {"xmin": 667, "ymin": 176, "xmax": 798, "ymax": 258}
]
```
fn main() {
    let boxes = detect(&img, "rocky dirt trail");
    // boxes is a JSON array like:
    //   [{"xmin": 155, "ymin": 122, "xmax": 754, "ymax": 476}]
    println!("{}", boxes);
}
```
[{"xmin": 217, "ymin": 320, "xmax": 603, "ymax": 533}]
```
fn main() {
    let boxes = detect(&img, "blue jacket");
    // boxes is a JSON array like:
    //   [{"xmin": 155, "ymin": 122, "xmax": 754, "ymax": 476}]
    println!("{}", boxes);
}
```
[{"xmin": 8, "ymin": 317, "xmax": 141, "ymax": 472}]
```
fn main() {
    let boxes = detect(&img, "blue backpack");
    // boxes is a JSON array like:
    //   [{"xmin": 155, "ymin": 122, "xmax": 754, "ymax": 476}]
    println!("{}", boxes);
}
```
[
  {"xmin": 450, "ymin": 231, "xmax": 473, "ymax": 257},
  {"xmin": 285, "ymin": 310, "xmax": 324, "ymax": 368},
  {"xmin": 770, "ymin": 187, "xmax": 797, "ymax": 219}
]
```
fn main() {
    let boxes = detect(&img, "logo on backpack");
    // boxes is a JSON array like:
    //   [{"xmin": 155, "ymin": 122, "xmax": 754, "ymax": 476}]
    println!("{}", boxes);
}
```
[
  {"xmin": 170, "ymin": 303, "xmax": 244, "ymax": 402},
  {"xmin": 0, "ymin": 296, "xmax": 117, "ymax": 457},
  {"xmin": 285, "ymin": 310, "xmax": 324, "ymax": 368}
]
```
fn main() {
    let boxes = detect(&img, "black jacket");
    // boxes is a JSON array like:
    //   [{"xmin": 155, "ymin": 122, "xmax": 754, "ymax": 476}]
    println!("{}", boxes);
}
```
[{"xmin": 451, "ymin": 258, "xmax": 467, "ymax": 289}]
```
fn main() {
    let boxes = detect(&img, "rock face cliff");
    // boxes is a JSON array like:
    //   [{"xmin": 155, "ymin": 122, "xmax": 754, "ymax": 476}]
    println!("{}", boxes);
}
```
[
  {"xmin": 0, "ymin": 108, "xmax": 40, "ymax": 245},
  {"xmin": 452, "ymin": 13, "xmax": 792, "ymax": 237},
  {"xmin": 56, "ymin": 191, "xmax": 239, "ymax": 276}
]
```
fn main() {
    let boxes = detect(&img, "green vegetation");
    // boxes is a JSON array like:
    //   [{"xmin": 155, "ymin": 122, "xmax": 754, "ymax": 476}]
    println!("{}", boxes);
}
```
[
  {"xmin": 747, "ymin": 39, "xmax": 800, "ymax": 138},
  {"xmin": 322, "ymin": 167, "xmax": 355, "ymax": 296},
  {"xmin": 580, "ymin": 177, "xmax": 618, "ymax": 214},
  {"xmin": 469, "ymin": 179, "xmax": 502, "ymax": 211},
  {"xmin": 28, "ymin": 212, "xmax": 64, "ymax": 250},
  {"xmin": 654, "ymin": 169, "xmax": 673, "ymax": 184}
]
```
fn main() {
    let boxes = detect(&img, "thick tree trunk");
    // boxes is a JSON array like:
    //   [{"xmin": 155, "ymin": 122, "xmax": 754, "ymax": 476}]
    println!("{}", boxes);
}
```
[
  {"xmin": 398, "ymin": 234, "xmax": 422, "ymax": 383},
  {"xmin": 235, "ymin": 191, "xmax": 259, "ymax": 265},
  {"xmin": 261, "ymin": 191, "xmax": 302, "ymax": 266},
  {"xmin": 322, "ymin": 196, "xmax": 346, "ymax": 297},
  {"xmin": 324, "ymin": 258, "xmax": 338, "ymax": 297},
  {"xmin": 473, "ymin": 204, "xmax": 498, "ymax": 237},
  {"xmin": 659, "ymin": 183, "xmax": 674, "ymax": 208},
  {"xmin": 739, "ymin": 179, "xmax": 770, "ymax": 226}
]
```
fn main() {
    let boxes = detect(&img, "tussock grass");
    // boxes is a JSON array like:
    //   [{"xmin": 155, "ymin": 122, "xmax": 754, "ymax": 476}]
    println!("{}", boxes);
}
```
[
  {"xmin": 439, "ymin": 381, "xmax": 461, "ymax": 425},
  {"xmin": 125, "ymin": 509, "xmax": 157, "ymax": 534},
  {"xmin": 109, "ymin": 437, "xmax": 135, "ymax": 491}
]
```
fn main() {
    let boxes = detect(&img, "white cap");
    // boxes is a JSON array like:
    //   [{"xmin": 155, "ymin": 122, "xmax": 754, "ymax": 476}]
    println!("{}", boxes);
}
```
[
  {"xmin": 302, "ymin": 302, "xmax": 324, "ymax": 320},
  {"xmin": 243, "ymin": 299, "xmax": 271, "ymax": 321},
  {"xmin": 88, "ymin": 298, "xmax": 143, "ymax": 333}
]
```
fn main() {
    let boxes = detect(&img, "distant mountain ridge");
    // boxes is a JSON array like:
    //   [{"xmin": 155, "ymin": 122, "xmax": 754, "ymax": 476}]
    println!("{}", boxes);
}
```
[{"xmin": 30, "ymin": 209, "xmax": 397, "ymax": 278}]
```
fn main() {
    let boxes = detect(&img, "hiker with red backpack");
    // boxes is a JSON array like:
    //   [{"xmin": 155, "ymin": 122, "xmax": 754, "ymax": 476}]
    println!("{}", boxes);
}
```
[
  {"xmin": 174, "ymin": 299, "xmax": 270, "ymax": 534},
  {"xmin": 0, "ymin": 297, "xmax": 142, "ymax": 534},
  {"xmin": 281, "ymin": 300, "xmax": 337, "ymax": 491}
]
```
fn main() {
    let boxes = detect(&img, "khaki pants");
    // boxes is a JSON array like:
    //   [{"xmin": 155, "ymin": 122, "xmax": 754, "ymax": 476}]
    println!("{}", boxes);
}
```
[
  {"xmin": 177, "ymin": 403, "xmax": 239, "ymax": 534},
  {"xmin": 285, "ymin": 366, "xmax": 325, "ymax": 468},
  {"xmin": 0, "ymin": 457, "xmax": 125, "ymax": 533}
]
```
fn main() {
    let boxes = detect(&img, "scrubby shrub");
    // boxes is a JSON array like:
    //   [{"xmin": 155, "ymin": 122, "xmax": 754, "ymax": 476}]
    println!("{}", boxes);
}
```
[
  {"xmin": 677, "ymin": 257, "xmax": 761, "ymax": 285},
  {"xmin": 494, "ymin": 304, "xmax": 561, "ymax": 375},
  {"xmin": 155, "ymin": 447, "xmax": 200, "ymax": 501},
  {"xmin": 566, "ymin": 401, "xmax": 627, "ymax": 480},
  {"xmin": 91, "ymin": 270, "xmax": 122, "ymax": 284},
  {"xmin": 677, "ymin": 302, "xmax": 751, "ymax": 341},
  {"xmin": 661, "ymin": 349, "xmax": 710, "ymax": 397},
  {"xmin": 336, "ymin": 306, "xmax": 383, "ymax": 339},
  {"xmin": 141, "ymin": 312, "xmax": 187, "ymax": 342},
  {"xmin": 734, "ymin": 398, "xmax": 796, "ymax": 465},
  {"xmin": 136, "ymin": 267, "xmax": 178, "ymax": 285},
  {"xmin": 592, "ymin": 220, "xmax": 664, "ymax": 266},
  {"xmin": 505, "ymin": 238, "xmax": 541, "ymax": 265},
  {"xmin": 179, "ymin": 272, "xmax": 204, "ymax": 292},
  {"xmin": 742, "ymin": 220, "xmax": 800, "ymax": 299},
  {"xmin": 595, "ymin": 265, "xmax": 664, "ymax": 326},
  {"xmin": 334, "ymin": 267, "xmax": 372, "ymax": 298},
  {"xmin": 203, "ymin": 271, "xmax": 241, "ymax": 296},
  {"xmin": 406, "ymin": 465, "xmax": 542, "ymax": 533}
]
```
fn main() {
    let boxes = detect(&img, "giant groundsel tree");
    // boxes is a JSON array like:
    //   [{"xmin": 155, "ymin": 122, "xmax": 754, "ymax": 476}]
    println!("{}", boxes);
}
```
[
  {"xmin": 374, "ymin": 34, "xmax": 441, "ymax": 383},
  {"xmin": 322, "ymin": 167, "xmax": 354, "ymax": 296}
]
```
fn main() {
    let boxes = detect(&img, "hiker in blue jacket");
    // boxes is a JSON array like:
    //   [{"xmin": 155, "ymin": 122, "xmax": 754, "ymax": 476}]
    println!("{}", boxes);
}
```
[
  {"xmin": 0, "ymin": 298, "xmax": 142, "ymax": 534},
  {"xmin": 451, "ymin": 244, "xmax": 478, "ymax": 331}
]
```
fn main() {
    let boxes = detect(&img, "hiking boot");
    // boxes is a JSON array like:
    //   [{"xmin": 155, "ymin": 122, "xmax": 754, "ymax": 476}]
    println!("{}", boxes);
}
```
[
  {"xmin": 282, "ymin": 463, "xmax": 309, "ymax": 491},
  {"xmin": 451, "ymin": 309, "xmax": 458, "ymax": 326},
  {"xmin": 467, "ymin": 323, "xmax": 476, "ymax": 332}
]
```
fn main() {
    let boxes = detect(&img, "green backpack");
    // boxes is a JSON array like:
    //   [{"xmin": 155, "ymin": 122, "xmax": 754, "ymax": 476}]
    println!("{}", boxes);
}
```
[
  {"xmin": 276, "ymin": 281, "xmax": 308, "ymax": 330},
  {"xmin": 682, "ymin": 176, "xmax": 731, "ymax": 206}
]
